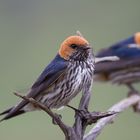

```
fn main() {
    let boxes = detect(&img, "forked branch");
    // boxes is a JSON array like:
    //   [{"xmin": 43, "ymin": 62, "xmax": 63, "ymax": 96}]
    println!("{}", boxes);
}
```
[{"xmin": 14, "ymin": 92, "xmax": 116, "ymax": 140}]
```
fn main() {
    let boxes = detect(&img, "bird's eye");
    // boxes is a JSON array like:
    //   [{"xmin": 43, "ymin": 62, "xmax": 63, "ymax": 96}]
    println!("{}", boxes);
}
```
[{"xmin": 70, "ymin": 44, "xmax": 78, "ymax": 49}]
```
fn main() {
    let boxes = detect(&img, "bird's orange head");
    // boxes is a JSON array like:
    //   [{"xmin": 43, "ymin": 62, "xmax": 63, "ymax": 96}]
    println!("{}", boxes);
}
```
[
  {"xmin": 135, "ymin": 32, "xmax": 140, "ymax": 45},
  {"xmin": 59, "ymin": 36, "xmax": 91, "ymax": 60}
]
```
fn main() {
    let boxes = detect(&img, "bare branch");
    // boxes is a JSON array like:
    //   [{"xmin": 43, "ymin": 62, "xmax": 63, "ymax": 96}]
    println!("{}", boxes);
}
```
[
  {"xmin": 84, "ymin": 94, "xmax": 140, "ymax": 140},
  {"xmin": 14, "ymin": 91, "xmax": 115, "ymax": 140},
  {"xmin": 13, "ymin": 90, "xmax": 140, "ymax": 140},
  {"xmin": 14, "ymin": 92, "xmax": 75, "ymax": 140}
]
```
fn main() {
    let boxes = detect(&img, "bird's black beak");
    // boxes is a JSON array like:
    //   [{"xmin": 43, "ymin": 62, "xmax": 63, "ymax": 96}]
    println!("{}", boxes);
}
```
[
  {"xmin": 83, "ymin": 47, "xmax": 91, "ymax": 50},
  {"xmin": 83, "ymin": 45, "xmax": 92, "ymax": 50}
]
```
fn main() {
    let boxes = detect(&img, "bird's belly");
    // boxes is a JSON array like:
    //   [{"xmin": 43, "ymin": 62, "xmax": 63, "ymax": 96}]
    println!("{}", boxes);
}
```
[
  {"xmin": 35, "ymin": 59, "xmax": 95, "ymax": 109},
  {"xmin": 40, "ymin": 68, "xmax": 91, "ymax": 108}
]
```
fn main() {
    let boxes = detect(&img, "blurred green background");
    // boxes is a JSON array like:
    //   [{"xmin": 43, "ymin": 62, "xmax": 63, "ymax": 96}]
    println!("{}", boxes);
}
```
[{"xmin": 0, "ymin": 0, "xmax": 140, "ymax": 139}]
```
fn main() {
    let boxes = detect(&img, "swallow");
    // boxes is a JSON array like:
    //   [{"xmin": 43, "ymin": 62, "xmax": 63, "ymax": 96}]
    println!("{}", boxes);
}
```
[
  {"xmin": 0, "ymin": 34, "xmax": 95, "ymax": 122},
  {"xmin": 95, "ymin": 32, "xmax": 140, "ymax": 91}
]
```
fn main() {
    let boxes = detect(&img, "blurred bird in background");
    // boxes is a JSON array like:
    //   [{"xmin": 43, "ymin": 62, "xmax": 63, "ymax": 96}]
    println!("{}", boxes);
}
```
[
  {"xmin": 95, "ymin": 32, "xmax": 140, "ymax": 92},
  {"xmin": 0, "ymin": 34, "xmax": 94, "ymax": 122}
]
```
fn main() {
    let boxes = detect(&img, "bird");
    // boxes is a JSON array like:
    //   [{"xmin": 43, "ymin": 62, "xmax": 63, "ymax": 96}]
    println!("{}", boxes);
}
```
[
  {"xmin": 0, "ymin": 34, "xmax": 95, "ymax": 122},
  {"xmin": 94, "ymin": 32, "xmax": 140, "ymax": 91}
]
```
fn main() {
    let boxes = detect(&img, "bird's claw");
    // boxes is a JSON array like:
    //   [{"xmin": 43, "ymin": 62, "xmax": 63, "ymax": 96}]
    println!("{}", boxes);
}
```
[
  {"xmin": 66, "ymin": 105, "xmax": 89, "ymax": 118},
  {"xmin": 127, "ymin": 90, "xmax": 140, "ymax": 113},
  {"xmin": 52, "ymin": 113, "xmax": 62, "ymax": 125},
  {"xmin": 66, "ymin": 105, "xmax": 117, "ymax": 123},
  {"xmin": 128, "ymin": 90, "xmax": 139, "ymax": 97},
  {"xmin": 84, "ymin": 111, "xmax": 117, "ymax": 124}
]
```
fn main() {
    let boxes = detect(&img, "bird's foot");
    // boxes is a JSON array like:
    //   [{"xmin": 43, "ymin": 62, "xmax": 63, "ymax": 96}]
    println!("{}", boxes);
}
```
[
  {"xmin": 127, "ymin": 85, "xmax": 140, "ymax": 113},
  {"xmin": 75, "ymin": 110, "xmax": 117, "ymax": 124},
  {"xmin": 128, "ymin": 92, "xmax": 140, "ymax": 113},
  {"xmin": 128, "ymin": 90, "xmax": 139, "ymax": 97},
  {"xmin": 66, "ymin": 105, "xmax": 89, "ymax": 118},
  {"xmin": 66, "ymin": 105, "xmax": 117, "ymax": 123},
  {"xmin": 84, "ymin": 111, "xmax": 117, "ymax": 124},
  {"xmin": 52, "ymin": 113, "xmax": 62, "ymax": 125},
  {"xmin": 127, "ymin": 84, "xmax": 139, "ymax": 95},
  {"xmin": 132, "ymin": 102, "xmax": 140, "ymax": 113}
]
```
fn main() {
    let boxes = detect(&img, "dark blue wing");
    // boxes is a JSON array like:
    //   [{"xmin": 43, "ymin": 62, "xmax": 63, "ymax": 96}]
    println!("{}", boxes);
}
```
[
  {"xmin": 1, "ymin": 55, "xmax": 68, "ymax": 121},
  {"xmin": 32, "ymin": 54, "xmax": 68, "ymax": 89},
  {"xmin": 0, "ymin": 54, "xmax": 68, "ymax": 121},
  {"xmin": 112, "ymin": 45, "xmax": 140, "ymax": 58},
  {"xmin": 96, "ymin": 35, "xmax": 139, "ymax": 58},
  {"xmin": 111, "ymin": 35, "xmax": 135, "ymax": 48},
  {"xmin": 96, "ymin": 45, "xmax": 140, "ymax": 59}
]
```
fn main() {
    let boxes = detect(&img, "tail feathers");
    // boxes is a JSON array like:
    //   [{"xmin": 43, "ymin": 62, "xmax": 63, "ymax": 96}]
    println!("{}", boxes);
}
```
[
  {"xmin": 0, "ymin": 107, "xmax": 25, "ymax": 122},
  {"xmin": 0, "ymin": 107, "xmax": 13, "ymax": 115}
]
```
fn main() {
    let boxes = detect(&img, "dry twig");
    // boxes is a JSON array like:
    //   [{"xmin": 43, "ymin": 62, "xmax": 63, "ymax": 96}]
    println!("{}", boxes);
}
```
[{"xmin": 14, "ymin": 92, "xmax": 115, "ymax": 140}]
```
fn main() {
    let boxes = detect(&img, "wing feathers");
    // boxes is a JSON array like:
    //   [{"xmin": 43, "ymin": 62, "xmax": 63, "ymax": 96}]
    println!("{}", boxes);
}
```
[{"xmin": 0, "ymin": 54, "xmax": 68, "ymax": 121}]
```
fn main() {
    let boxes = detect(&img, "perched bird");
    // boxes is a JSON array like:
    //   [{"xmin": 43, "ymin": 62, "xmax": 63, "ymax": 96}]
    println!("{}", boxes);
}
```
[
  {"xmin": 0, "ymin": 34, "xmax": 94, "ymax": 122},
  {"xmin": 95, "ymin": 32, "xmax": 140, "ymax": 91}
]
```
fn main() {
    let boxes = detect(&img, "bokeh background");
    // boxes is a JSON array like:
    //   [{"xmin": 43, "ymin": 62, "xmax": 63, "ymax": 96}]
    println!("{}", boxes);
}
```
[{"xmin": 0, "ymin": 0, "xmax": 140, "ymax": 139}]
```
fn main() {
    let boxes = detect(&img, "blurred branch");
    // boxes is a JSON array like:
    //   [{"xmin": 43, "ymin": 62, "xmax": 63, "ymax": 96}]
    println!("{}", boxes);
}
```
[{"xmin": 84, "ymin": 93, "xmax": 140, "ymax": 140}]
